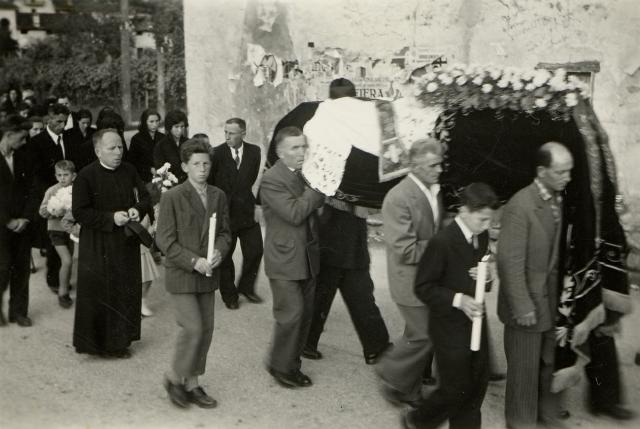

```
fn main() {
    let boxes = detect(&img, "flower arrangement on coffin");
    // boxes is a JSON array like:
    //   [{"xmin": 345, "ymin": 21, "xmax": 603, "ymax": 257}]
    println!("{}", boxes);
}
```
[
  {"xmin": 151, "ymin": 162, "xmax": 179, "ymax": 193},
  {"xmin": 46, "ymin": 186, "xmax": 73, "ymax": 218},
  {"xmin": 413, "ymin": 64, "xmax": 589, "ymax": 121}
]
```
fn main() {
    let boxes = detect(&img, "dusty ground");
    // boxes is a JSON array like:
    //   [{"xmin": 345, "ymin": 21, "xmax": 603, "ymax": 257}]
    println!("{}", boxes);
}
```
[{"xmin": 1, "ymin": 244, "xmax": 639, "ymax": 429}]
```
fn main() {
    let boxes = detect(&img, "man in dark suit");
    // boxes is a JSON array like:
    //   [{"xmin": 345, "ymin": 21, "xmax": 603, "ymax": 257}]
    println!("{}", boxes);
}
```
[
  {"xmin": 497, "ymin": 142, "xmax": 573, "ymax": 429},
  {"xmin": 156, "ymin": 139, "xmax": 232, "ymax": 409},
  {"xmin": 209, "ymin": 118, "xmax": 264, "ymax": 309},
  {"xmin": 32, "ymin": 103, "xmax": 75, "ymax": 294},
  {"xmin": 404, "ymin": 183, "xmax": 498, "ymax": 429},
  {"xmin": 260, "ymin": 126, "xmax": 325, "ymax": 388},
  {"xmin": 376, "ymin": 138, "xmax": 443, "ymax": 406},
  {"xmin": 0, "ymin": 115, "xmax": 38, "ymax": 327},
  {"xmin": 57, "ymin": 95, "xmax": 78, "ymax": 131}
]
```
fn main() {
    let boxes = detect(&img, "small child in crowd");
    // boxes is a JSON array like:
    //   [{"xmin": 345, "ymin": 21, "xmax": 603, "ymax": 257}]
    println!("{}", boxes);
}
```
[{"xmin": 39, "ymin": 160, "xmax": 77, "ymax": 308}]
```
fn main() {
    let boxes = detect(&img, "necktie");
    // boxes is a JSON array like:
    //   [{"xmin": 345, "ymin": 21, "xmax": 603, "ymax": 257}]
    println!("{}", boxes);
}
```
[
  {"xmin": 57, "ymin": 134, "xmax": 66, "ymax": 160},
  {"xmin": 234, "ymin": 148, "xmax": 240, "ymax": 169}
]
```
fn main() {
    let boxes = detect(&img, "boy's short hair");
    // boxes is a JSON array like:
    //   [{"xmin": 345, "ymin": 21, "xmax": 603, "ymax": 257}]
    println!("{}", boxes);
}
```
[
  {"xmin": 55, "ymin": 159, "xmax": 76, "ymax": 173},
  {"xmin": 460, "ymin": 182, "xmax": 499, "ymax": 212},
  {"xmin": 180, "ymin": 139, "xmax": 211, "ymax": 163}
]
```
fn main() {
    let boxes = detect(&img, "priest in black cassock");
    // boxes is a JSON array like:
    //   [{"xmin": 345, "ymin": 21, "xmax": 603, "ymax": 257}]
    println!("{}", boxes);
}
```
[{"xmin": 71, "ymin": 128, "xmax": 151, "ymax": 358}]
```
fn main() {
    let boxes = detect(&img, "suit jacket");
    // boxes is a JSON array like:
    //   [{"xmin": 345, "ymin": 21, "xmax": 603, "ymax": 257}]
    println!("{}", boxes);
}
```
[
  {"xmin": 382, "ymin": 176, "xmax": 444, "ymax": 306},
  {"xmin": 156, "ymin": 180, "xmax": 232, "ymax": 294},
  {"xmin": 260, "ymin": 160, "xmax": 324, "ymax": 281},
  {"xmin": 129, "ymin": 130, "xmax": 165, "ymax": 183},
  {"xmin": 497, "ymin": 182, "xmax": 561, "ymax": 332},
  {"xmin": 153, "ymin": 135, "xmax": 187, "ymax": 183},
  {"xmin": 31, "ymin": 128, "xmax": 79, "ymax": 190},
  {"xmin": 208, "ymin": 141, "xmax": 261, "ymax": 231},
  {"xmin": 414, "ymin": 221, "xmax": 489, "ymax": 343},
  {"xmin": 0, "ymin": 146, "xmax": 39, "ymax": 227}
]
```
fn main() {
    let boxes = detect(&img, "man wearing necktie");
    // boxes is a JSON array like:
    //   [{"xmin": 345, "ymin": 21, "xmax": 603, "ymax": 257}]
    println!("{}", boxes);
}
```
[
  {"xmin": 32, "ymin": 103, "xmax": 75, "ymax": 295},
  {"xmin": 209, "ymin": 118, "xmax": 264, "ymax": 309},
  {"xmin": 497, "ymin": 142, "xmax": 573, "ymax": 429},
  {"xmin": 259, "ymin": 126, "xmax": 324, "ymax": 388}
]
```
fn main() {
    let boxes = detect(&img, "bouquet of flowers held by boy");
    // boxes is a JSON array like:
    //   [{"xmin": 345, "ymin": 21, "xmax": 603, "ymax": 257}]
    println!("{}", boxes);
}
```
[{"xmin": 46, "ymin": 185, "xmax": 72, "ymax": 218}]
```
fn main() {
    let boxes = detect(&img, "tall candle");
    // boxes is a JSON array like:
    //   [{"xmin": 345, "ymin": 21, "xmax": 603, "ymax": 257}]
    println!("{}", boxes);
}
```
[
  {"xmin": 206, "ymin": 213, "xmax": 216, "ymax": 277},
  {"xmin": 470, "ymin": 254, "xmax": 490, "ymax": 351}
]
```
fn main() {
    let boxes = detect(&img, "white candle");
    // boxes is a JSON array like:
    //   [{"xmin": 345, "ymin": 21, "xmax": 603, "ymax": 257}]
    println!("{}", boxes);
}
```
[
  {"xmin": 470, "ymin": 254, "xmax": 490, "ymax": 351},
  {"xmin": 205, "ymin": 213, "xmax": 217, "ymax": 277}
]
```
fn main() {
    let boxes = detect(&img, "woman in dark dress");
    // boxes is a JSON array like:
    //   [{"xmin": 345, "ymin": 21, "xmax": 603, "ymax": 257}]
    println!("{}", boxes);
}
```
[
  {"xmin": 153, "ymin": 110, "xmax": 188, "ymax": 183},
  {"xmin": 129, "ymin": 109, "xmax": 165, "ymax": 184}
]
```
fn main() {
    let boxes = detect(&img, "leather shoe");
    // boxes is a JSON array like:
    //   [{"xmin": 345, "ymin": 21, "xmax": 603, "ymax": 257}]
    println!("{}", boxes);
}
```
[
  {"xmin": 58, "ymin": 294, "xmax": 73, "ymax": 309},
  {"xmin": 185, "ymin": 386, "xmax": 218, "ymax": 408},
  {"xmin": 302, "ymin": 347, "xmax": 323, "ymax": 360},
  {"xmin": 0, "ymin": 310, "xmax": 7, "ymax": 327},
  {"xmin": 224, "ymin": 301, "xmax": 239, "ymax": 310},
  {"xmin": 422, "ymin": 376, "xmax": 437, "ymax": 386},
  {"xmin": 558, "ymin": 410, "xmax": 571, "ymax": 420},
  {"xmin": 635, "ymin": 352, "xmax": 640, "ymax": 366},
  {"xmin": 163, "ymin": 377, "xmax": 189, "ymax": 408},
  {"xmin": 365, "ymin": 342, "xmax": 392, "ymax": 365},
  {"xmin": 240, "ymin": 291, "xmax": 263, "ymax": 303},
  {"xmin": 9, "ymin": 315, "xmax": 32, "ymax": 327},
  {"xmin": 590, "ymin": 404, "xmax": 635, "ymax": 420},
  {"xmin": 292, "ymin": 370, "xmax": 312, "ymax": 387},
  {"xmin": 381, "ymin": 384, "xmax": 421, "ymax": 408}
]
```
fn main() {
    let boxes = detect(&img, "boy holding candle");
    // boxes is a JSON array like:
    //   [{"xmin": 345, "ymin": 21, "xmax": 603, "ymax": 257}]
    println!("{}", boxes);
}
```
[
  {"xmin": 404, "ymin": 183, "xmax": 498, "ymax": 429},
  {"xmin": 156, "ymin": 139, "xmax": 231, "ymax": 409}
]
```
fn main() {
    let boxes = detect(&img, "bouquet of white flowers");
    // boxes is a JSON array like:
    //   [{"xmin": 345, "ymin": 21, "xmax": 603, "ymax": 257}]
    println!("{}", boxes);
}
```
[
  {"xmin": 151, "ymin": 162, "xmax": 179, "ymax": 193},
  {"xmin": 46, "ymin": 185, "xmax": 73, "ymax": 218}
]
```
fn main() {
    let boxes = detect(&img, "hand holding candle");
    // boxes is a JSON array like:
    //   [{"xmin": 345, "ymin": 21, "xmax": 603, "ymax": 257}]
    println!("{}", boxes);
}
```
[
  {"xmin": 470, "ymin": 254, "xmax": 490, "ymax": 351},
  {"xmin": 206, "ymin": 213, "xmax": 217, "ymax": 277}
]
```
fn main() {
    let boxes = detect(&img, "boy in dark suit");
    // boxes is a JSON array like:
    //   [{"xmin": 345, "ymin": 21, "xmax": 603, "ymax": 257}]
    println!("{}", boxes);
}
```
[
  {"xmin": 156, "ymin": 139, "xmax": 232, "ymax": 409},
  {"xmin": 404, "ymin": 183, "xmax": 499, "ymax": 429}
]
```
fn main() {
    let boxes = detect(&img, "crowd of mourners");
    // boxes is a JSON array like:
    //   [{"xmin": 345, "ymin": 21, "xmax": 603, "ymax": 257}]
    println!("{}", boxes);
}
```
[{"xmin": 0, "ymin": 79, "xmax": 636, "ymax": 429}]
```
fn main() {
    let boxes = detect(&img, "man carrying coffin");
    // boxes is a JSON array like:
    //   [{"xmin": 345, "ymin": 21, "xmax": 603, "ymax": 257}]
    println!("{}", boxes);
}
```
[
  {"xmin": 260, "ymin": 126, "xmax": 325, "ymax": 388},
  {"xmin": 71, "ymin": 129, "xmax": 151, "ymax": 358}
]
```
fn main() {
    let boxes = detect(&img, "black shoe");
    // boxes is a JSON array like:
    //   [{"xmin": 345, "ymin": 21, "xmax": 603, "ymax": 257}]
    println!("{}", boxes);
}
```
[
  {"xmin": 422, "ymin": 376, "xmax": 437, "ymax": 386},
  {"xmin": 58, "ymin": 294, "xmax": 73, "ymax": 309},
  {"xmin": 101, "ymin": 349, "xmax": 132, "ymax": 359},
  {"xmin": 0, "ymin": 310, "xmax": 6, "ymax": 327},
  {"xmin": 224, "ymin": 301, "xmax": 239, "ymax": 310},
  {"xmin": 380, "ymin": 384, "xmax": 421, "ymax": 408},
  {"xmin": 48, "ymin": 286, "xmax": 59, "ymax": 295},
  {"xmin": 292, "ymin": 370, "xmax": 312, "ymax": 387},
  {"xmin": 635, "ymin": 352, "xmax": 640, "ymax": 366},
  {"xmin": 489, "ymin": 372, "xmax": 506, "ymax": 382},
  {"xmin": 185, "ymin": 386, "xmax": 218, "ymax": 409},
  {"xmin": 302, "ymin": 347, "xmax": 323, "ymax": 360},
  {"xmin": 558, "ymin": 410, "xmax": 571, "ymax": 420},
  {"xmin": 365, "ymin": 343, "xmax": 392, "ymax": 365},
  {"xmin": 163, "ymin": 378, "xmax": 189, "ymax": 408},
  {"xmin": 240, "ymin": 291, "xmax": 263, "ymax": 303},
  {"xmin": 268, "ymin": 368, "xmax": 299, "ymax": 388},
  {"xmin": 9, "ymin": 315, "xmax": 32, "ymax": 327},
  {"xmin": 590, "ymin": 404, "xmax": 635, "ymax": 420}
]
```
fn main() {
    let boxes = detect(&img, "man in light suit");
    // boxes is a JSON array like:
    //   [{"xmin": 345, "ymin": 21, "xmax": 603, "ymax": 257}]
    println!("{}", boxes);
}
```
[
  {"xmin": 498, "ymin": 142, "xmax": 573, "ymax": 429},
  {"xmin": 156, "ymin": 139, "xmax": 232, "ymax": 409},
  {"xmin": 376, "ymin": 138, "xmax": 444, "ymax": 407},
  {"xmin": 260, "ymin": 126, "xmax": 325, "ymax": 388}
]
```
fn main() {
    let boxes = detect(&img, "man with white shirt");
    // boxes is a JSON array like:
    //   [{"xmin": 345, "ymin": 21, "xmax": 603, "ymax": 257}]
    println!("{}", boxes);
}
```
[
  {"xmin": 32, "ymin": 103, "xmax": 74, "ymax": 294},
  {"xmin": 376, "ymin": 138, "xmax": 444, "ymax": 407}
]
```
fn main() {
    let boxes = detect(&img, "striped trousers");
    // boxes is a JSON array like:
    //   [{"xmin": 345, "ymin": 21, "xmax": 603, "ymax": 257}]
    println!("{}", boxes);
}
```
[{"xmin": 504, "ymin": 326, "xmax": 562, "ymax": 429}]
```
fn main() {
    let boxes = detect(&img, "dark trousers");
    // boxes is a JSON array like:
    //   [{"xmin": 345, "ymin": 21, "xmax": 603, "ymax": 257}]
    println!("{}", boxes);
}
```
[
  {"xmin": 586, "ymin": 333, "xmax": 622, "ymax": 409},
  {"xmin": 0, "ymin": 229, "xmax": 32, "ymax": 318},
  {"xmin": 412, "ymin": 322, "xmax": 489, "ymax": 429},
  {"xmin": 306, "ymin": 265, "xmax": 389, "ymax": 357},
  {"xmin": 219, "ymin": 223, "xmax": 263, "ymax": 304},
  {"xmin": 45, "ymin": 237, "xmax": 61, "ymax": 288},
  {"xmin": 268, "ymin": 277, "xmax": 315, "ymax": 373}
]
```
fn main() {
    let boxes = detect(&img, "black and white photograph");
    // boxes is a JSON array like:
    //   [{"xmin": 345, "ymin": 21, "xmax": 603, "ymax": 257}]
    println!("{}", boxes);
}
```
[{"xmin": 1, "ymin": 0, "xmax": 639, "ymax": 428}]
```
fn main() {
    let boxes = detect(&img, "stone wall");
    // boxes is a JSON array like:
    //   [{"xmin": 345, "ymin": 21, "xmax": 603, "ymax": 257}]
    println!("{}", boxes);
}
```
[{"xmin": 184, "ymin": 0, "xmax": 640, "ymax": 249}]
